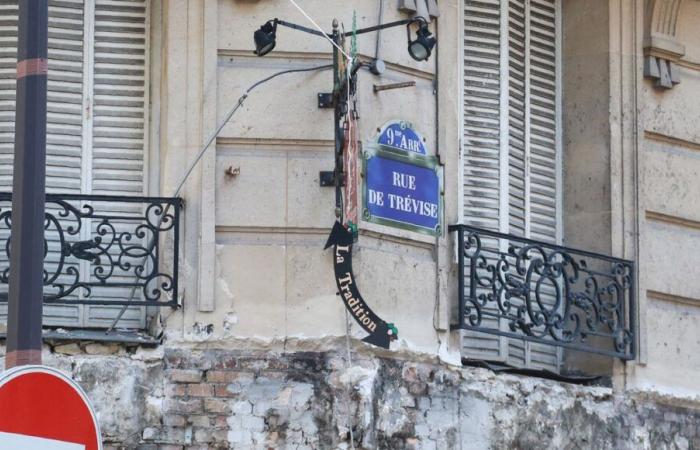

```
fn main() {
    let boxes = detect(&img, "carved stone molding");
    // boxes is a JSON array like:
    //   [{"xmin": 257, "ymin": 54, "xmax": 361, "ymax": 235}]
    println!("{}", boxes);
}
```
[
  {"xmin": 643, "ymin": 0, "xmax": 696, "ymax": 88},
  {"xmin": 644, "ymin": 0, "xmax": 685, "ymax": 57}
]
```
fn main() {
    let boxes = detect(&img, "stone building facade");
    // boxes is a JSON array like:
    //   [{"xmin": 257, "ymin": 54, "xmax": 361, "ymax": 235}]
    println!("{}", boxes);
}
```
[{"xmin": 1, "ymin": 0, "xmax": 700, "ymax": 449}]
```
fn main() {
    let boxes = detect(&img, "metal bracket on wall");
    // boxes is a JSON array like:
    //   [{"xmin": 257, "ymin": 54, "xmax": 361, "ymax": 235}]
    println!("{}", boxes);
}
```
[
  {"xmin": 373, "ymin": 81, "xmax": 416, "ymax": 93},
  {"xmin": 317, "ymin": 93, "xmax": 334, "ymax": 108},
  {"xmin": 319, "ymin": 171, "xmax": 345, "ymax": 187}
]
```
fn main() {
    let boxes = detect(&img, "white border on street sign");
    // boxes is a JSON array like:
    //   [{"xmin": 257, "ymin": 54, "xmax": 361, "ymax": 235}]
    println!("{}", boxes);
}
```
[
  {"xmin": 0, "ymin": 431, "xmax": 85, "ymax": 450},
  {"xmin": 0, "ymin": 365, "xmax": 102, "ymax": 450}
]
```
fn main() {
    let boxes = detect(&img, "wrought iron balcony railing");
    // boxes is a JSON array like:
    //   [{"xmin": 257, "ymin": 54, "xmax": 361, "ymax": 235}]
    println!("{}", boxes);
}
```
[
  {"xmin": 0, "ymin": 193, "xmax": 182, "ymax": 308},
  {"xmin": 449, "ymin": 224, "xmax": 636, "ymax": 360}
]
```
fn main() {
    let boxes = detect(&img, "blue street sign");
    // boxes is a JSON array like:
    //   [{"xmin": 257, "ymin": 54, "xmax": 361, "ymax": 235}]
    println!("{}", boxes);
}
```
[
  {"xmin": 376, "ymin": 120, "xmax": 427, "ymax": 155},
  {"xmin": 362, "ymin": 144, "xmax": 442, "ymax": 235}
]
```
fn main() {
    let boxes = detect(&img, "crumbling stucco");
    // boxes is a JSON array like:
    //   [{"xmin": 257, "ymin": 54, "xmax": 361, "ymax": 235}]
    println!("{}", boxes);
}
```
[{"xmin": 2, "ymin": 342, "xmax": 698, "ymax": 450}]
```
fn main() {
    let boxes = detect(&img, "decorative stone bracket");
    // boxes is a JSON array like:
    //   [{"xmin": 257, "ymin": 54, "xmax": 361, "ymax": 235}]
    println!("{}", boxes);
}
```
[
  {"xmin": 643, "ymin": 0, "xmax": 697, "ymax": 89},
  {"xmin": 644, "ymin": 56, "xmax": 681, "ymax": 89}
]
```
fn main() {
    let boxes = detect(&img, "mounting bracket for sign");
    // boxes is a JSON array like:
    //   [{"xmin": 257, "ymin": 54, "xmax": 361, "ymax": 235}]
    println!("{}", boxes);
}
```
[
  {"xmin": 317, "ymin": 92, "xmax": 334, "ymax": 108},
  {"xmin": 319, "ymin": 171, "xmax": 345, "ymax": 187},
  {"xmin": 319, "ymin": 171, "xmax": 335, "ymax": 186}
]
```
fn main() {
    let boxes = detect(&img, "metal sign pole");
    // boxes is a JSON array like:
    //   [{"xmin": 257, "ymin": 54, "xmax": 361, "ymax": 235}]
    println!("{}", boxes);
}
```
[
  {"xmin": 332, "ymin": 19, "xmax": 343, "ymax": 219},
  {"xmin": 5, "ymin": 0, "xmax": 49, "ymax": 369}
]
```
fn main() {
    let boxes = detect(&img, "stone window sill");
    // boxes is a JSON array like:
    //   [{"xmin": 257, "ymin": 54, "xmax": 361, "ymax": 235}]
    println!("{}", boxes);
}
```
[{"xmin": 0, "ymin": 329, "xmax": 161, "ymax": 347}]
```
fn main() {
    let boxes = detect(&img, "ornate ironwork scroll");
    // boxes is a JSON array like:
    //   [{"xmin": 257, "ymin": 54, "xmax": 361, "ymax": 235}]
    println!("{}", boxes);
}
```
[
  {"xmin": 449, "ymin": 224, "xmax": 636, "ymax": 360},
  {"xmin": 0, "ymin": 193, "xmax": 182, "ymax": 308}
]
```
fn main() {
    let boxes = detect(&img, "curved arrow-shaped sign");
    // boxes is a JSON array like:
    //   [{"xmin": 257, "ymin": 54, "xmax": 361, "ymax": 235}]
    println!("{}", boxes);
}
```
[{"xmin": 324, "ymin": 221, "xmax": 398, "ymax": 349}]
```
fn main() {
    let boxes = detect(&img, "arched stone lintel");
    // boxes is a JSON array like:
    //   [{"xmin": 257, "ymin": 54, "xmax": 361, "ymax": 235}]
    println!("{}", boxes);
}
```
[
  {"xmin": 644, "ymin": 0, "xmax": 685, "ymax": 58},
  {"xmin": 643, "ymin": 0, "xmax": 699, "ymax": 89}
]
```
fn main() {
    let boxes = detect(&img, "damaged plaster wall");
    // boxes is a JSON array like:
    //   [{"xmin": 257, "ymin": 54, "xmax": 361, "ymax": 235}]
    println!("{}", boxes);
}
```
[{"xmin": 3, "ymin": 342, "xmax": 698, "ymax": 450}]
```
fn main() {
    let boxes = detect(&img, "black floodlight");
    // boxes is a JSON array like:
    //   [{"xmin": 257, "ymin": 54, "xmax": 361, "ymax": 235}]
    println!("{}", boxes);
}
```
[
  {"xmin": 254, "ymin": 20, "xmax": 277, "ymax": 56},
  {"xmin": 407, "ymin": 22, "xmax": 436, "ymax": 62}
]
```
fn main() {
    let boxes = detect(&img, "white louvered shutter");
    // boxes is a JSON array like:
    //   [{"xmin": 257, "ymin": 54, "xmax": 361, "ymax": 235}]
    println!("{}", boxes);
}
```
[
  {"xmin": 0, "ymin": 0, "xmax": 149, "ymax": 330},
  {"xmin": 462, "ymin": 0, "xmax": 561, "ymax": 371},
  {"xmin": 0, "ymin": 2, "xmax": 17, "ymax": 189},
  {"xmin": 0, "ymin": 0, "xmax": 86, "ymax": 327},
  {"xmin": 84, "ymin": 0, "xmax": 148, "ymax": 329},
  {"xmin": 0, "ymin": 1, "xmax": 17, "ymax": 330},
  {"xmin": 462, "ymin": 0, "xmax": 506, "ymax": 362},
  {"xmin": 44, "ymin": 0, "xmax": 86, "ymax": 326},
  {"xmin": 91, "ymin": 0, "xmax": 147, "ymax": 198}
]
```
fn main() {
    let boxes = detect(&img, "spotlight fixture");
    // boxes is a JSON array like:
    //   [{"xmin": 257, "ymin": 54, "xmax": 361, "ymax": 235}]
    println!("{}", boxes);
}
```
[
  {"xmin": 254, "ymin": 20, "xmax": 277, "ymax": 56},
  {"xmin": 407, "ymin": 22, "xmax": 436, "ymax": 62}
]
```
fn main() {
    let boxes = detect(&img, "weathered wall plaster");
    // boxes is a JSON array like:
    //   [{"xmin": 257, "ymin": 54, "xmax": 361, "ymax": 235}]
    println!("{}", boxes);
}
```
[
  {"xmin": 3, "ymin": 342, "xmax": 698, "ymax": 450},
  {"xmin": 629, "ymin": 0, "xmax": 700, "ymax": 396}
]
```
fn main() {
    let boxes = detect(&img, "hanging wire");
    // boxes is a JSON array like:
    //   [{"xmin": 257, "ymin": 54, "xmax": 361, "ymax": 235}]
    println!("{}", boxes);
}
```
[
  {"xmin": 173, "ymin": 64, "xmax": 334, "ymax": 199},
  {"xmin": 344, "ymin": 49, "xmax": 357, "ymax": 450},
  {"xmin": 106, "ymin": 63, "xmax": 333, "ymax": 333},
  {"xmin": 344, "ymin": 20, "xmax": 359, "ymax": 450},
  {"xmin": 344, "ymin": 307, "xmax": 356, "ymax": 450},
  {"xmin": 287, "ymin": 0, "xmax": 352, "ymax": 60}
]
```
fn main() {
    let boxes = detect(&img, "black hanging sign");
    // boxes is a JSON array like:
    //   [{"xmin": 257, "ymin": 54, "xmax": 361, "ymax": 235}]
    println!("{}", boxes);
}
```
[{"xmin": 324, "ymin": 221, "xmax": 398, "ymax": 349}]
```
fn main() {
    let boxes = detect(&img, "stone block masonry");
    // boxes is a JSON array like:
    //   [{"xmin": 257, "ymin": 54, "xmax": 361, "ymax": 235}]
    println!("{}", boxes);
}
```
[{"xmin": 3, "ymin": 343, "xmax": 700, "ymax": 449}]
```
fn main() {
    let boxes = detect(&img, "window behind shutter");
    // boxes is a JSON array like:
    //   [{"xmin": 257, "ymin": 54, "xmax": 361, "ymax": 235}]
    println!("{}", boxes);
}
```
[
  {"xmin": 0, "ymin": 0, "xmax": 149, "ymax": 330},
  {"xmin": 462, "ymin": 0, "xmax": 561, "ymax": 371}
]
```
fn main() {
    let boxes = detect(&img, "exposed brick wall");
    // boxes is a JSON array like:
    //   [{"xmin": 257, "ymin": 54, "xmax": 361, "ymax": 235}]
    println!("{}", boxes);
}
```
[{"xmin": 153, "ymin": 350, "xmax": 333, "ymax": 449}]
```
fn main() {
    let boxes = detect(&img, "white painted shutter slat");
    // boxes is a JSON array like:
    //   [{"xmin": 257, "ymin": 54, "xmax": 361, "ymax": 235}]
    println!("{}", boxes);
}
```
[
  {"xmin": 507, "ymin": 339, "xmax": 527, "ymax": 366},
  {"xmin": 463, "ymin": 0, "xmax": 561, "ymax": 371}
]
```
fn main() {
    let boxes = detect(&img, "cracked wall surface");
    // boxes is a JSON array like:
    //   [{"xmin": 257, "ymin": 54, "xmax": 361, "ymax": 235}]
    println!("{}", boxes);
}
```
[{"xmin": 3, "ymin": 342, "xmax": 698, "ymax": 450}]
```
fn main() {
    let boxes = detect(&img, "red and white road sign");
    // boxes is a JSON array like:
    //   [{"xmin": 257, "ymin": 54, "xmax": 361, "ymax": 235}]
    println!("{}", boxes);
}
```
[{"xmin": 0, "ymin": 365, "xmax": 102, "ymax": 450}]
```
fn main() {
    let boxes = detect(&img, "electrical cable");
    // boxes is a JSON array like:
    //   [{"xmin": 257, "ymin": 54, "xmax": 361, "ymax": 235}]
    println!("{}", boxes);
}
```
[
  {"xmin": 106, "ymin": 63, "xmax": 333, "ymax": 333},
  {"xmin": 343, "ymin": 55, "xmax": 357, "ymax": 450},
  {"xmin": 174, "ymin": 64, "xmax": 333, "ymax": 199},
  {"xmin": 287, "ymin": 0, "xmax": 352, "ymax": 60},
  {"xmin": 344, "ymin": 308, "xmax": 356, "ymax": 450}
]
